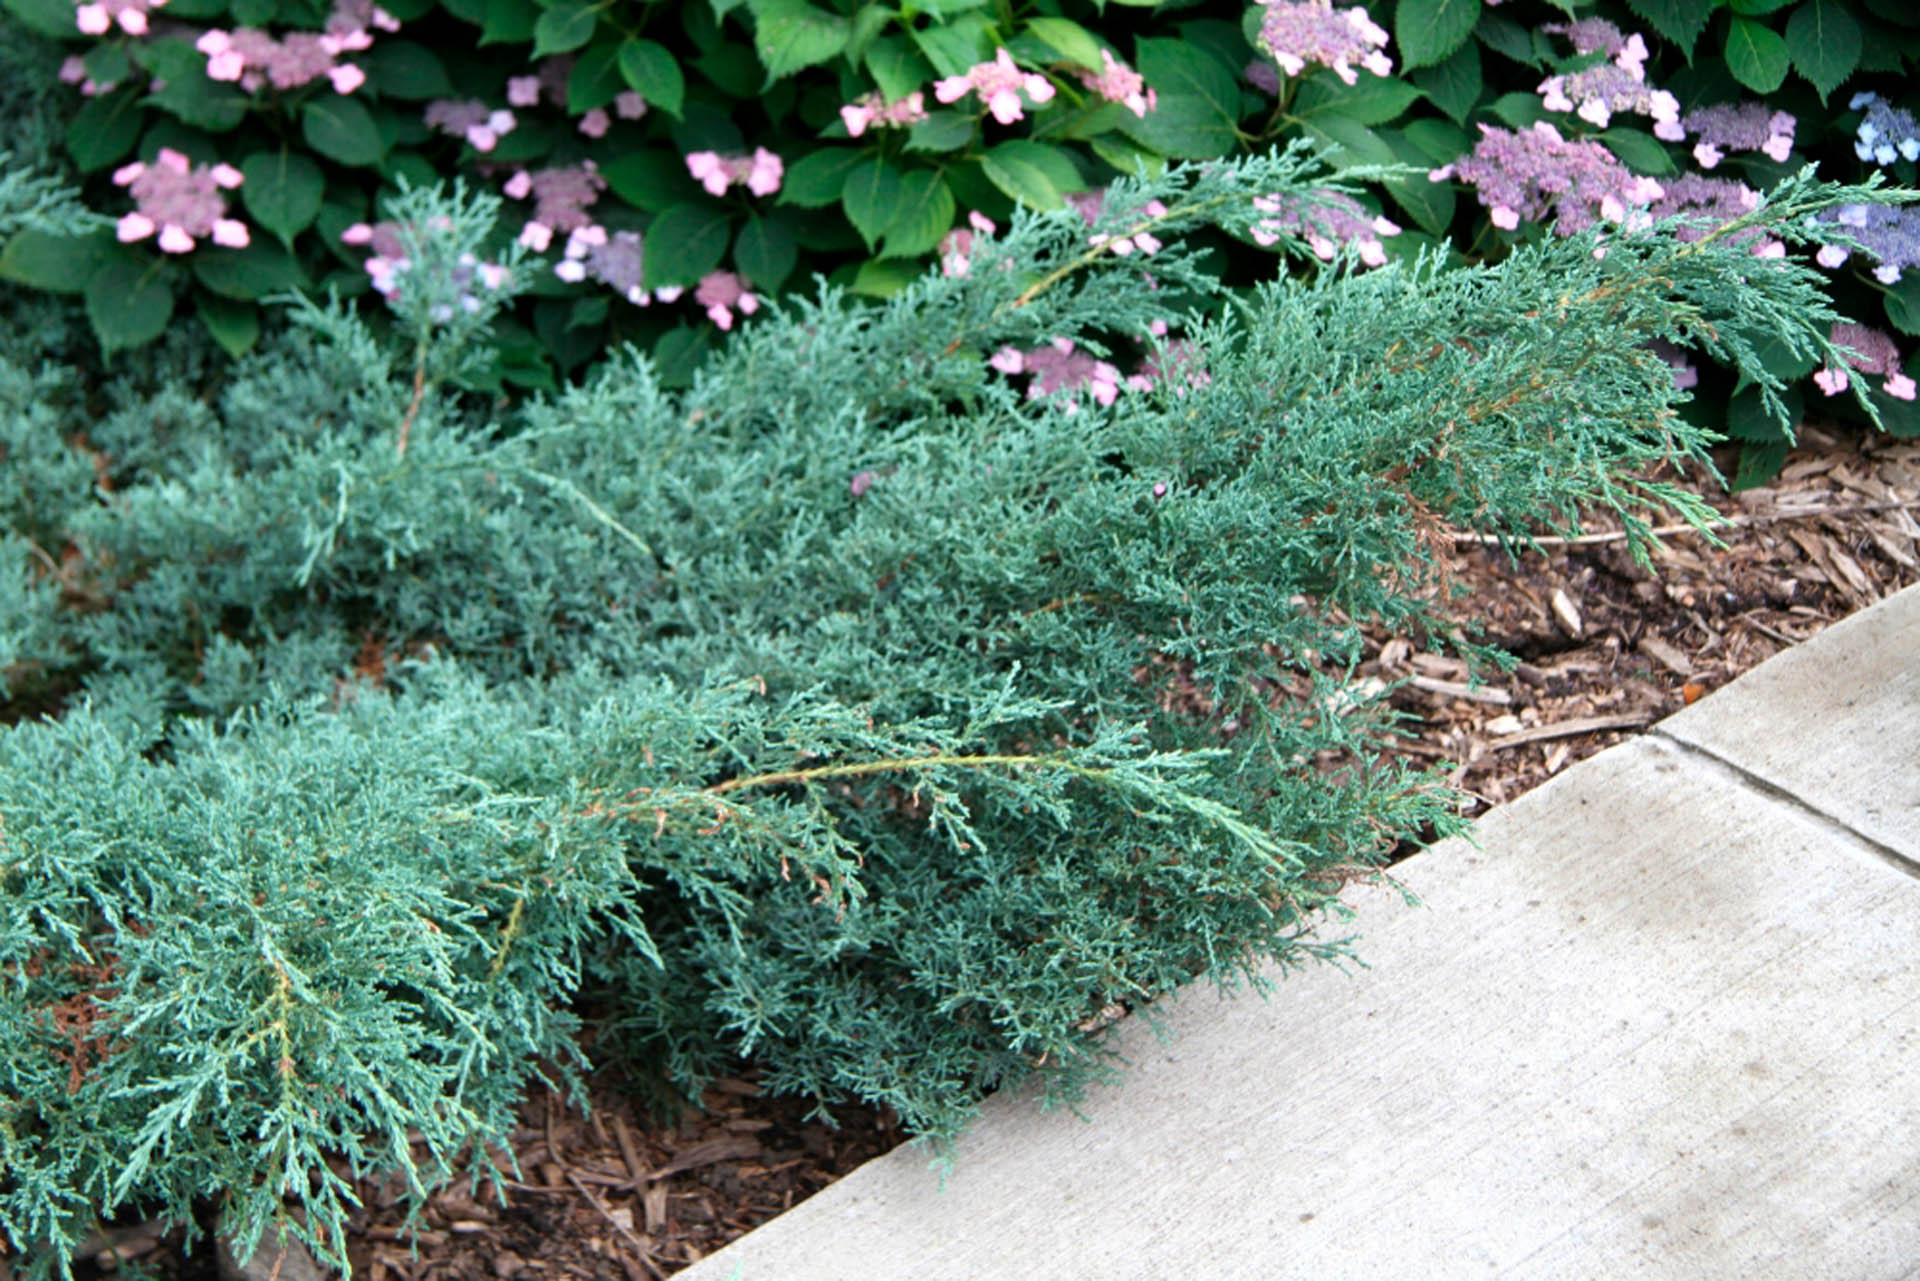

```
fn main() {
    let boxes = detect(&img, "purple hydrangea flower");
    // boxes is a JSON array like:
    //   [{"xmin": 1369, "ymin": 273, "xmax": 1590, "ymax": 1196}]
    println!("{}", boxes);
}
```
[
  {"xmin": 1430, "ymin": 122, "xmax": 1663, "ymax": 236},
  {"xmin": 112, "ymin": 149, "xmax": 249, "ymax": 253},
  {"xmin": 1246, "ymin": 189, "xmax": 1400, "ymax": 264},
  {"xmin": 990, "ymin": 337, "xmax": 1124, "ymax": 412},
  {"xmin": 1253, "ymin": 1, "xmax": 1392, "ymax": 86},
  {"xmin": 1850, "ymin": 92, "xmax": 1920, "ymax": 166},
  {"xmin": 1815, "ymin": 322, "xmax": 1915, "ymax": 401},
  {"xmin": 1813, "ymin": 202, "xmax": 1920, "ymax": 283},
  {"xmin": 1653, "ymin": 102, "xmax": 1796, "ymax": 168}
]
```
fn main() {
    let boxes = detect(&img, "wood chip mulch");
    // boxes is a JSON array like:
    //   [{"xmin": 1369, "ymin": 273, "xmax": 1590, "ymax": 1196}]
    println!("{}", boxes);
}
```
[{"xmin": 32, "ymin": 421, "xmax": 1920, "ymax": 1281}]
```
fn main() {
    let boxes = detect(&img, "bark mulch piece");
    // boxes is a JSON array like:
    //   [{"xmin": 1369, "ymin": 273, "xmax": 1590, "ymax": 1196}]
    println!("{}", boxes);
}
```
[{"xmin": 29, "ymin": 422, "xmax": 1920, "ymax": 1281}]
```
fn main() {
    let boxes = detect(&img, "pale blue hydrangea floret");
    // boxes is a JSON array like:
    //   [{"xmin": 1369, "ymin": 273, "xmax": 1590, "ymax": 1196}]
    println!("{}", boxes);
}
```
[{"xmin": 1850, "ymin": 92, "xmax": 1920, "ymax": 167}]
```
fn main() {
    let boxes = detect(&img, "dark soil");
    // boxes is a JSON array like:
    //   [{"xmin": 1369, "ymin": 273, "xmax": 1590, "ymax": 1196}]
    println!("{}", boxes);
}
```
[{"xmin": 26, "ymin": 421, "xmax": 1920, "ymax": 1281}]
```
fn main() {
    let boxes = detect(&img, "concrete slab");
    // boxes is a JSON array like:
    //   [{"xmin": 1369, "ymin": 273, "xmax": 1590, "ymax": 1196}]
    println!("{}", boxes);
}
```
[
  {"xmin": 1657, "ymin": 582, "xmax": 1920, "ymax": 869},
  {"xmin": 682, "ymin": 734, "xmax": 1920, "ymax": 1281}
]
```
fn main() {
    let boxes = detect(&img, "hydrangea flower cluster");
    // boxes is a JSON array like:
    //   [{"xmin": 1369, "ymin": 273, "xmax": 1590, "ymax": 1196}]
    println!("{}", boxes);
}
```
[
  {"xmin": 990, "ymin": 337, "xmax": 1124, "ymax": 412},
  {"xmin": 1850, "ymin": 92, "xmax": 1920, "ymax": 166},
  {"xmin": 840, "ymin": 91, "xmax": 929, "ymax": 137},
  {"xmin": 1813, "ymin": 202, "xmax": 1920, "ymax": 283},
  {"xmin": 1252, "ymin": 1, "xmax": 1392, "ymax": 86},
  {"xmin": 197, "ymin": 27, "xmax": 368, "ymax": 94},
  {"xmin": 502, "ymin": 164, "xmax": 605, "ymax": 251},
  {"xmin": 937, "ymin": 211, "xmax": 997, "ymax": 277},
  {"xmin": 933, "ymin": 48, "xmax": 1056, "ymax": 125},
  {"xmin": 1432, "ymin": 122, "xmax": 1664, "ymax": 235},
  {"xmin": 1077, "ymin": 50, "xmax": 1155, "ymax": 119},
  {"xmin": 1815, "ymin": 322, "xmax": 1916, "ymax": 400},
  {"xmin": 74, "ymin": 0, "xmax": 163, "ymax": 36},
  {"xmin": 1644, "ymin": 174, "xmax": 1779, "ymax": 257},
  {"xmin": 1248, "ymin": 189, "xmax": 1400, "ymax": 264},
  {"xmin": 1065, "ymin": 188, "xmax": 1170, "ymax": 256},
  {"xmin": 694, "ymin": 271, "xmax": 758, "ymax": 330},
  {"xmin": 339, "ymin": 216, "xmax": 510, "ymax": 315},
  {"xmin": 424, "ymin": 99, "xmax": 516, "ymax": 152},
  {"xmin": 685, "ymin": 149, "xmax": 783, "ymax": 198},
  {"xmin": 1537, "ymin": 64, "xmax": 1677, "ymax": 131},
  {"xmin": 1653, "ymin": 102, "xmax": 1796, "ymax": 169},
  {"xmin": 112, "ymin": 149, "xmax": 249, "ymax": 253},
  {"xmin": 1648, "ymin": 339, "xmax": 1698, "ymax": 393}
]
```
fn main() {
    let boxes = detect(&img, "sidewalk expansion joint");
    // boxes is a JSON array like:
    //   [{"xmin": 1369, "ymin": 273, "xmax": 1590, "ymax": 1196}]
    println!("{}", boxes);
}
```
[{"xmin": 1648, "ymin": 729, "xmax": 1920, "ymax": 884}]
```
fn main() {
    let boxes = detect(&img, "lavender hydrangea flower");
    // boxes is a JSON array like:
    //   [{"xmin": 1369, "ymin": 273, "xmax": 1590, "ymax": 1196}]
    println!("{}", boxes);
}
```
[
  {"xmin": 112, "ymin": 149, "xmax": 249, "ymax": 254},
  {"xmin": 1253, "ymin": 0, "xmax": 1392, "ymax": 86},
  {"xmin": 1247, "ymin": 189, "xmax": 1400, "ymax": 264},
  {"xmin": 1431, "ymin": 122, "xmax": 1663, "ymax": 236},
  {"xmin": 425, "ymin": 100, "xmax": 516, "ymax": 152},
  {"xmin": 339, "ymin": 218, "xmax": 510, "ymax": 313},
  {"xmin": 502, "ymin": 163, "xmax": 606, "ymax": 252},
  {"xmin": 1812, "ymin": 202, "xmax": 1920, "ymax": 283},
  {"xmin": 551, "ymin": 226, "xmax": 655, "ymax": 307},
  {"xmin": 1814, "ymin": 322, "xmax": 1915, "ymax": 401},
  {"xmin": 1653, "ymin": 102, "xmax": 1795, "ymax": 169},
  {"xmin": 1850, "ymin": 92, "xmax": 1920, "ymax": 167},
  {"xmin": 1536, "ymin": 19, "xmax": 1674, "ymax": 129}
]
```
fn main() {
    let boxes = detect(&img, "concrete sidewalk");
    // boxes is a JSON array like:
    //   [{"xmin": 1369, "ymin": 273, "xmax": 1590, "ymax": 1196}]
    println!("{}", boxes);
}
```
[{"xmin": 683, "ymin": 585, "xmax": 1920, "ymax": 1281}]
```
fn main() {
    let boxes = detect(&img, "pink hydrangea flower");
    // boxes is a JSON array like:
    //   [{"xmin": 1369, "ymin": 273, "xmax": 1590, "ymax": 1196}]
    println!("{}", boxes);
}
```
[
  {"xmin": 1816, "ymin": 323, "xmax": 1916, "ymax": 401},
  {"xmin": 578, "ymin": 108, "xmax": 610, "ymax": 138},
  {"xmin": 506, "ymin": 76, "xmax": 542, "ymax": 107},
  {"xmin": 684, "ymin": 149, "xmax": 783, "ymax": 198},
  {"xmin": 695, "ymin": 270, "xmax": 758, "ymax": 330},
  {"xmin": 614, "ymin": 91, "xmax": 647, "ymax": 120},
  {"xmin": 59, "ymin": 54, "xmax": 118, "ymax": 96},
  {"xmin": 502, "ymin": 164, "xmax": 606, "ymax": 247},
  {"xmin": 75, "ymin": 0, "xmax": 163, "ymax": 36},
  {"xmin": 932, "ymin": 47, "xmax": 1055, "ymax": 125},
  {"xmin": 840, "ymin": 91, "xmax": 929, "ymax": 137},
  {"xmin": 938, "ymin": 210, "xmax": 997, "ymax": 276},
  {"xmin": 1248, "ymin": 190, "xmax": 1399, "ymax": 264},
  {"xmin": 1077, "ymin": 49, "xmax": 1155, "ymax": 119},
  {"xmin": 1253, "ymin": 1, "xmax": 1391, "ymax": 86},
  {"xmin": 112, "ymin": 149, "xmax": 248, "ymax": 254},
  {"xmin": 195, "ymin": 10, "xmax": 370, "ymax": 95}
]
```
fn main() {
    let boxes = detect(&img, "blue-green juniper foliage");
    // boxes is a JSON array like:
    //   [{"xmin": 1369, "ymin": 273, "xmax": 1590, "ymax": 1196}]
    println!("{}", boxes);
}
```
[{"xmin": 2, "ymin": 147, "xmax": 1908, "ymax": 1275}]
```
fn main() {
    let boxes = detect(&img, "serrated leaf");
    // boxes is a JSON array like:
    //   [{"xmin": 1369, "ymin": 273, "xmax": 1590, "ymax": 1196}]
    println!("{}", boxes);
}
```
[
  {"xmin": 568, "ymin": 41, "xmax": 624, "ymax": 112},
  {"xmin": 1397, "ymin": 0, "xmax": 1481, "ymax": 71},
  {"xmin": 642, "ymin": 204, "xmax": 732, "ymax": 289},
  {"xmin": 734, "ymin": 213, "xmax": 798, "ymax": 290},
  {"xmin": 86, "ymin": 257, "xmax": 174, "ymax": 354},
  {"xmin": 196, "ymin": 291, "xmax": 260, "ymax": 357},
  {"xmin": 1474, "ymin": 14, "xmax": 1540, "ymax": 65},
  {"xmin": 981, "ymin": 140, "xmax": 1077, "ymax": 212},
  {"xmin": 1729, "ymin": 0, "xmax": 1796, "ymax": 11},
  {"xmin": 64, "ymin": 92, "xmax": 145, "ymax": 173},
  {"xmin": 1732, "ymin": 439, "xmax": 1791, "ymax": 488},
  {"xmin": 142, "ymin": 54, "xmax": 248, "ymax": 132},
  {"xmin": 1488, "ymin": 89, "xmax": 1548, "ymax": 130},
  {"xmin": 1303, "ymin": 115, "xmax": 1397, "ymax": 170},
  {"xmin": 533, "ymin": 2, "xmax": 598, "ymax": 57},
  {"xmin": 1402, "ymin": 117, "xmax": 1469, "ymax": 166},
  {"xmin": 302, "ymin": 97, "xmax": 387, "ymax": 166},
  {"xmin": 1024, "ymin": 17, "xmax": 1105, "ymax": 71},
  {"xmin": 240, "ymin": 151, "xmax": 325, "ymax": 247},
  {"xmin": 1728, "ymin": 383, "xmax": 1801, "ymax": 441},
  {"xmin": 841, "ymin": 157, "xmax": 904, "ymax": 246},
  {"xmin": 600, "ymin": 150, "xmax": 700, "ymax": 211},
  {"xmin": 1119, "ymin": 39, "xmax": 1240, "ymax": 159},
  {"xmin": 910, "ymin": 13, "xmax": 994, "ymax": 78},
  {"xmin": 1599, "ymin": 128, "xmax": 1675, "ymax": 176},
  {"xmin": 480, "ymin": 0, "xmax": 537, "ymax": 45},
  {"xmin": 747, "ymin": 0, "xmax": 850, "ymax": 80},
  {"xmin": 618, "ymin": 39, "xmax": 686, "ymax": 117},
  {"xmin": 905, "ymin": 111, "xmax": 977, "ymax": 152},
  {"xmin": 1785, "ymin": 0, "xmax": 1860, "ymax": 101},
  {"xmin": 781, "ymin": 149, "xmax": 866, "ymax": 208},
  {"xmin": 1411, "ymin": 43, "xmax": 1480, "ymax": 125},
  {"xmin": 362, "ymin": 40, "xmax": 454, "ymax": 99},
  {"xmin": 1, "ymin": 0, "xmax": 80, "ymax": 39},
  {"xmin": 1724, "ymin": 16, "xmax": 1790, "ymax": 93},
  {"xmin": 880, "ymin": 170, "xmax": 955, "ymax": 260},
  {"xmin": 1292, "ymin": 72, "xmax": 1426, "ymax": 126},
  {"xmin": 850, "ymin": 257, "xmax": 918, "ymax": 297},
  {"xmin": 864, "ymin": 35, "xmax": 933, "ymax": 101},
  {"xmin": 1089, "ymin": 134, "xmax": 1167, "ymax": 179},
  {"xmin": 191, "ymin": 239, "xmax": 307, "ymax": 300},
  {"xmin": 1381, "ymin": 130, "xmax": 1454, "ymax": 237},
  {"xmin": 1884, "ymin": 273, "xmax": 1920, "ymax": 337},
  {"xmin": 1624, "ymin": 0, "xmax": 1715, "ymax": 59},
  {"xmin": 0, "ymin": 230, "xmax": 116, "ymax": 294}
]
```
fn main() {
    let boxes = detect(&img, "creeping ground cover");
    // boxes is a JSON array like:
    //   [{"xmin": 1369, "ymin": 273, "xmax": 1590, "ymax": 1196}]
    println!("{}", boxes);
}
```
[{"xmin": 3, "ymin": 135, "xmax": 1914, "ymax": 1273}]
